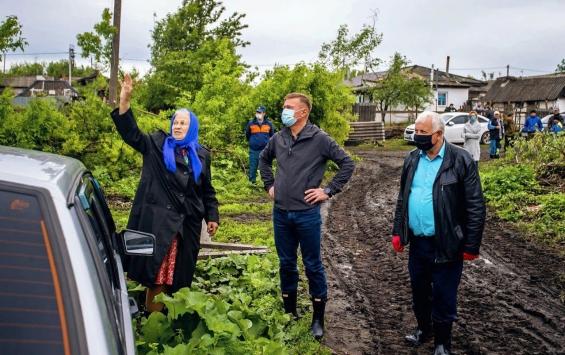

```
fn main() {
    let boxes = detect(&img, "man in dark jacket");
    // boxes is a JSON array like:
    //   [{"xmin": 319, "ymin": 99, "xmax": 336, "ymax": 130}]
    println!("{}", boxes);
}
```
[
  {"xmin": 259, "ymin": 93, "xmax": 354, "ymax": 340},
  {"xmin": 245, "ymin": 106, "xmax": 274, "ymax": 184},
  {"xmin": 391, "ymin": 111, "xmax": 486, "ymax": 355}
]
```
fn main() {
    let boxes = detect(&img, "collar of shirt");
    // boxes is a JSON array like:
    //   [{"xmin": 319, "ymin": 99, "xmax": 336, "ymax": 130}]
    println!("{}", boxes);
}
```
[{"xmin": 419, "ymin": 141, "xmax": 446, "ymax": 162}]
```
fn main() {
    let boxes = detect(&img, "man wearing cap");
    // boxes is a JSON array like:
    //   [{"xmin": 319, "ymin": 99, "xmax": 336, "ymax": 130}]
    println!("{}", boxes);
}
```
[{"xmin": 245, "ymin": 106, "xmax": 274, "ymax": 184}]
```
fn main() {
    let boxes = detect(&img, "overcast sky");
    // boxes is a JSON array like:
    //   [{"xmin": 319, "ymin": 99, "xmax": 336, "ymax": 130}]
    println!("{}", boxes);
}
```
[{"xmin": 2, "ymin": 0, "xmax": 565, "ymax": 79}]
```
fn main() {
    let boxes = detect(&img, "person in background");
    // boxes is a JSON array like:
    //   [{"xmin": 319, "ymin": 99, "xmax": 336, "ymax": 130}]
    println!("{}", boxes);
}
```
[
  {"xmin": 488, "ymin": 111, "xmax": 504, "ymax": 159},
  {"xmin": 444, "ymin": 103, "xmax": 456, "ymax": 113},
  {"xmin": 548, "ymin": 107, "xmax": 564, "ymax": 126},
  {"xmin": 549, "ymin": 116, "xmax": 563, "ymax": 134},
  {"xmin": 521, "ymin": 109, "xmax": 543, "ymax": 137},
  {"xmin": 463, "ymin": 111, "xmax": 481, "ymax": 166},
  {"xmin": 245, "ymin": 106, "xmax": 274, "ymax": 185},
  {"xmin": 392, "ymin": 111, "xmax": 485, "ymax": 355},
  {"xmin": 502, "ymin": 112, "xmax": 517, "ymax": 151}
]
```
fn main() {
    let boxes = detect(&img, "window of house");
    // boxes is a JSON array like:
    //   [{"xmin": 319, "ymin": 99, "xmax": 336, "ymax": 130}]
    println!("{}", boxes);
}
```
[{"xmin": 437, "ymin": 92, "xmax": 447, "ymax": 106}]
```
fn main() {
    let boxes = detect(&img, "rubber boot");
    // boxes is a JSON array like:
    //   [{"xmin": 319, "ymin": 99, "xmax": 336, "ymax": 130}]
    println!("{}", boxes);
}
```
[
  {"xmin": 433, "ymin": 322, "xmax": 452, "ymax": 355},
  {"xmin": 311, "ymin": 297, "xmax": 326, "ymax": 340},
  {"xmin": 282, "ymin": 292, "xmax": 298, "ymax": 319}
]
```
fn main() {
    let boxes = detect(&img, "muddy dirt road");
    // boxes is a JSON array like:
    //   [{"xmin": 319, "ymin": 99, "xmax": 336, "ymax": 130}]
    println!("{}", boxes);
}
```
[{"xmin": 321, "ymin": 148, "xmax": 565, "ymax": 355}]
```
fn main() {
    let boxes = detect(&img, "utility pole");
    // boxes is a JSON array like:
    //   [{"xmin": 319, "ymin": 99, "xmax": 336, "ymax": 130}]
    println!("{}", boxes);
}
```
[
  {"xmin": 109, "ymin": 0, "xmax": 122, "ymax": 106},
  {"xmin": 68, "ymin": 44, "xmax": 75, "ymax": 85},
  {"xmin": 506, "ymin": 64, "xmax": 510, "ymax": 77}
]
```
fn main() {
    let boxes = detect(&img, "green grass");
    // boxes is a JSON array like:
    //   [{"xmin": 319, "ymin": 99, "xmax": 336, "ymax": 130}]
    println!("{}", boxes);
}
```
[{"xmin": 357, "ymin": 138, "xmax": 414, "ymax": 151}]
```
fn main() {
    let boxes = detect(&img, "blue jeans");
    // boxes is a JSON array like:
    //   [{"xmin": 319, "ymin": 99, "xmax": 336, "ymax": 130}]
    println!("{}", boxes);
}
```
[
  {"xmin": 273, "ymin": 206, "xmax": 327, "ymax": 299},
  {"xmin": 248, "ymin": 148, "xmax": 261, "ymax": 182},
  {"xmin": 408, "ymin": 237, "xmax": 463, "ymax": 325},
  {"xmin": 489, "ymin": 139, "xmax": 498, "ymax": 156}
]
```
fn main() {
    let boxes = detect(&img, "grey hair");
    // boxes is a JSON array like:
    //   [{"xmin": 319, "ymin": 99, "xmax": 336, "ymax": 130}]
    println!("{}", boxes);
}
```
[{"xmin": 415, "ymin": 111, "xmax": 445, "ymax": 132}]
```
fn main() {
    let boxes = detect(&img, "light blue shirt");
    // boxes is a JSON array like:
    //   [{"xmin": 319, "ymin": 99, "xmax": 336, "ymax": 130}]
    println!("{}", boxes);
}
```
[{"xmin": 408, "ymin": 142, "xmax": 445, "ymax": 237}]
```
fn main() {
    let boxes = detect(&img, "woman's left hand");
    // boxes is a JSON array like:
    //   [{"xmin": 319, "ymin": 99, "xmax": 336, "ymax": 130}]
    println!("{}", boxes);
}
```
[{"xmin": 207, "ymin": 221, "xmax": 219, "ymax": 236}]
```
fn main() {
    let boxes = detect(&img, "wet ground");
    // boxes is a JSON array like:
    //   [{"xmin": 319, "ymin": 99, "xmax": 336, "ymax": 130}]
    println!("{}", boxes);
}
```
[{"xmin": 321, "ymin": 148, "xmax": 565, "ymax": 355}]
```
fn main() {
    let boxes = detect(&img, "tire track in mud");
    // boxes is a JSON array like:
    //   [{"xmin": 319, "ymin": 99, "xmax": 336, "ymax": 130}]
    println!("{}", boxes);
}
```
[{"xmin": 321, "ymin": 149, "xmax": 565, "ymax": 355}]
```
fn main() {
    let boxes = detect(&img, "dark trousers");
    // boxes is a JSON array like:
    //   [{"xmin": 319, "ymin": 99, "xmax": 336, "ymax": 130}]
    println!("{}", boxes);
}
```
[
  {"xmin": 408, "ymin": 237, "xmax": 463, "ymax": 329},
  {"xmin": 273, "ymin": 206, "xmax": 327, "ymax": 299},
  {"xmin": 248, "ymin": 148, "xmax": 261, "ymax": 182}
]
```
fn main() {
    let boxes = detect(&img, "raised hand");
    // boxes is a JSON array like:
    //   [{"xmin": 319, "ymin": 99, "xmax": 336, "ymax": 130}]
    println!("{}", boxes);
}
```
[{"xmin": 119, "ymin": 73, "xmax": 133, "ymax": 114}]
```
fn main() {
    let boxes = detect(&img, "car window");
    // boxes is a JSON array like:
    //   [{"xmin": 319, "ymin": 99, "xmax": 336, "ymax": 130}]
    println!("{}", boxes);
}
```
[
  {"xmin": 0, "ymin": 188, "xmax": 72, "ymax": 354},
  {"xmin": 478, "ymin": 116, "xmax": 488, "ymax": 123},
  {"xmin": 441, "ymin": 114, "xmax": 456, "ymax": 122},
  {"xmin": 77, "ymin": 176, "xmax": 120, "ymax": 289},
  {"xmin": 450, "ymin": 115, "xmax": 467, "ymax": 125}
]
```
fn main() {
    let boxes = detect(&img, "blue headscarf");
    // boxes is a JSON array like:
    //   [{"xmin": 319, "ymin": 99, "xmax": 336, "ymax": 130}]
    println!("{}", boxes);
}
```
[{"xmin": 162, "ymin": 109, "xmax": 202, "ymax": 182}]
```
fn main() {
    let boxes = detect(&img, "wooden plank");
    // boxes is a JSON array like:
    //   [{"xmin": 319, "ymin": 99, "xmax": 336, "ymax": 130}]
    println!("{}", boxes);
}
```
[
  {"xmin": 198, "ymin": 249, "xmax": 269, "ymax": 260},
  {"xmin": 200, "ymin": 241, "xmax": 268, "ymax": 251}
]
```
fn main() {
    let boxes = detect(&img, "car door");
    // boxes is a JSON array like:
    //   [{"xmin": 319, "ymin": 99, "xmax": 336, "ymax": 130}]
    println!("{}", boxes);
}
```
[
  {"xmin": 445, "ymin": 115, "xmax": 468, "ymax": 143},
  {"xmin": 74, "ymin": 174, "xmax": 134, "ymax": 355},
  {"xmin": 0, "ymin": 182, "xmax": 87, "ymax": 355}
]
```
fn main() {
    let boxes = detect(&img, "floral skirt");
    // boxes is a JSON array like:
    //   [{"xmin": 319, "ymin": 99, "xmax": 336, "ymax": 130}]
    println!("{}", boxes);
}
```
[{"xmin": 155, "ymin": 234, "xmax": 179, "ymax": 286}]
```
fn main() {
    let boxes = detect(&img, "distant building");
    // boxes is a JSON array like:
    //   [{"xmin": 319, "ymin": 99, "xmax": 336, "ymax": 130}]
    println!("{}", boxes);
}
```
[
  {"xmin": 483, "ymin": 73, "xmax": 565, "ymax": 114},
  {"xmin": 1, "ymin": 75, "xmax": 79, "ymax": 107},
  {"xmin": 346, "ymin": 65, "xmax": 487, "ymax": 123}
]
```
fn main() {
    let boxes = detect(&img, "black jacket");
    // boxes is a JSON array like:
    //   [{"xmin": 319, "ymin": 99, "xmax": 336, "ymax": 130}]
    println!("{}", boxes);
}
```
[
  {"xmin": 392, "ymin": 142, "xmax": 486, "ymax": 262},
  {"xmin": 259, "ymin": 122, "xmax": 355, "ymax": 211},
  {"xmin": 111, "ymin": 108, "xmax": 219, "ymax": 289}
]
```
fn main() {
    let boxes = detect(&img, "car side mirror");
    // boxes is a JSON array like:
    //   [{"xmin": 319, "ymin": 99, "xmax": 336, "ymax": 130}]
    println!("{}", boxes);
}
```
[
  {"xmin": 447, "ymin": 121, "xmax": 455, "ymax": 126},
  {"xmin": 121, "ymin": 230, "xmax": 155, "ymax": 256}
]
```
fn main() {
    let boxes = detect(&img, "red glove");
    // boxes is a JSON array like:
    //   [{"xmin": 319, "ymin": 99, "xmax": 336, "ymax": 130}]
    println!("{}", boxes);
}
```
[
  {"xmin": 463, "ymin": 252, "xmax": 479, "ymax": 261},
  {"xmin": 391, "ymin": 235, "xmax": 404, "ymax": 252}
]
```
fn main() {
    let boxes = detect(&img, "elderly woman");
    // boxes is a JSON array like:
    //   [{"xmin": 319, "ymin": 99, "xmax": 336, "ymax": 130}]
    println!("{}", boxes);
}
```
[
  {"xmin": 463, "ymin": 111, "xmax": 481, "ymax": 166},
  {"xmin": 111, "ymin": 74, "xmax": 219, "ymax": 312}
]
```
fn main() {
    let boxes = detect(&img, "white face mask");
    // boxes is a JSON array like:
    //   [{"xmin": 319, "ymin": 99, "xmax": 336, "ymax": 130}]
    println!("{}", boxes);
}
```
[{"xmin": 256, "ymin": 113, "xmax": 264, "ymax": 121}]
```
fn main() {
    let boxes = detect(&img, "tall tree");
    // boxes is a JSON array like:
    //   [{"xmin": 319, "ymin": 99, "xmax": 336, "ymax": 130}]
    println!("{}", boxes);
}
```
[
  {"xmin": 7, "ymin": 62, "xmax": 44, "ymax": 76},
  {"xmin": 0, "ymin": 15, "xmax": 28, "ymax": 71},
  {"xmin": 144, "ymin": 0, "xmax": 249, "ymax": 111},
  {"xmin": 76, "ymin": 8, "xmax": 116, "ymax": 70},
  {"xmin": 557, "ymin": 59, "xmax": 565, "ymax": 73},
  {"xmin": 369, "ymin": 53, "xmax": 431, "ymax": 123},
  {"xmin": 318, "ymin": 15, "xmax": 382, "ymax": 75}
]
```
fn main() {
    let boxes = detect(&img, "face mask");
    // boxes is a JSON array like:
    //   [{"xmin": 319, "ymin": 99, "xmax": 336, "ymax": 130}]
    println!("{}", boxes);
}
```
[
  {"xmin": 255, "ymin": 113, "xmax": 264, "ymax": 121},
  {"xmin": 281, "ymin": 108, "xmax": 297, "ymax": 127},
  {"xmin": 470, "ymin": 115, "xmax": 477, "ymax": 123},
  {"xmin": 414, "ymin": 133, "xmax": 435, "ymax": 152}
]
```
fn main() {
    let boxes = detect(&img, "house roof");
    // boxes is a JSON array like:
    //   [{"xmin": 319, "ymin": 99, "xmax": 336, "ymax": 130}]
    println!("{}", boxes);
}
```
[
  {"xmin": 0, "ymin": 75, "xmax": 54, "ymax": 89},
  {"xmin": 17, "ymin": 80, "xmax": 79, "ymax": 97},
  {"xmin": 346, "ymin": 65, "xmax": 486, "ymax": 92},
  {"xmin": 483, "ymin": 73, "xmax": 565, "ymax": 102}
]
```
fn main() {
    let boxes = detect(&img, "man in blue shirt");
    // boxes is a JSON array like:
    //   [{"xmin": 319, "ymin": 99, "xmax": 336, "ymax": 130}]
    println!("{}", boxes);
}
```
[
  {"xmin": 245, "ymin": 106, "xmax": 274, "ymax": 184},
  {"xmin": 391, "ymin": 111, "xmax": 486, "ymax": 355}
]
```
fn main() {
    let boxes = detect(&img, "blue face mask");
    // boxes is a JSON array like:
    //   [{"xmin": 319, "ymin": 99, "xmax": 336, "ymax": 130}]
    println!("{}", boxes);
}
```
[
  {"xmin": 281, "ymin": 108, "xmax": 297, "ymax": 127},
  {"xmin": 470, "ymin": 115, "xmax": 477, "ymax": 123}
]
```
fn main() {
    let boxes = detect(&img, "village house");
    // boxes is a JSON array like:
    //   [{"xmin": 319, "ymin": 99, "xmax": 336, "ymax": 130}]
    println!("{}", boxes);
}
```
[
  {"xmin": 346, "ymin": 62, "xmax": 487, "ymax": 123},
  {"xmin": 0, "ymin": 75, "xmax": 79, "ymax": 106},
  {"xmin": 482, "ymin": 73, "xmax": 565, "ymax": 121}
]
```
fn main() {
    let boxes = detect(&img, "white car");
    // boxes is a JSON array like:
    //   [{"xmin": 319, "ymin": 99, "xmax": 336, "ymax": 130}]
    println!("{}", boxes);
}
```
[{"xmin": 404, "ymin": 113, "xmax": 490, "ymax": 145}]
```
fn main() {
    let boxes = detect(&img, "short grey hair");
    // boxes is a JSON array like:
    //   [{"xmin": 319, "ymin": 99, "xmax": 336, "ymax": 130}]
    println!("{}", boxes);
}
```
[{"xmin": 415, "ymin": 111, "xmax": 445, "ymax": 132}]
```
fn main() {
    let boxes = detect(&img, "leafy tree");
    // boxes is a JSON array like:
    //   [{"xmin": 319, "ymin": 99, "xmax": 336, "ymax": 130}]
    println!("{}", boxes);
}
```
[
  {"xmin": 144, "ymin": 0, "xmax": 248, "ymax": 111},
  {"xmin": 7, "ymin": 62, "xmax": 44, "ymax": 75},
  {"xmin": 46, "ymin": 60, "xmax": 94, "ymax": 79},
  {"xmin": 369, "ymin": 53, "xmax": 406, "ymax": 122},
  {"xmin": 556, "ymin": 59, "xmax": 565, "ymax": 73},
  {"xmin": 252, "ymin": 63, "xmax": 356, "ymax": 145},
  {"xmin": 369, "ymin": 53, "xmax": 431, "ymax": 123},
  {"xmin": 0, "ymin": 15, "xmax": 27, "ymax": 58},
  {"xmin": 318, "ymin": 16, "xmax": 382, "ymax": 75},
  {"xmin": 76, "ymin": 8, "xmax": 116, "ymax": 70}
]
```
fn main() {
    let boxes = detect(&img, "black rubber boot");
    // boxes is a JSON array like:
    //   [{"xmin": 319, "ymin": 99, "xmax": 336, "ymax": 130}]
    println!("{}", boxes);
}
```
[
  {"xmin": 433, "ymin": 322, "xmax": 452, "ymax": 355},
  {"xmin": 311, "ymin": 297, "xmax": 326, "ymax": 340},
  {"xmin": 282, "ymin": 292, "xmax": 298, "ymax": 319}
]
